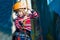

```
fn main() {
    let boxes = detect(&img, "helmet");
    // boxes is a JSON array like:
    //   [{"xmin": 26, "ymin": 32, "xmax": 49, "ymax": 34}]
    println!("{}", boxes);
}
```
[{"xmin": 13, "ymin": 2, "xmax": 26, "ymax": 11}]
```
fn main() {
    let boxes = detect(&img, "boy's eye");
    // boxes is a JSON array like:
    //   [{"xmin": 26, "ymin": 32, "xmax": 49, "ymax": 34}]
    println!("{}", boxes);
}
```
[
  {"xmin": 24, "ymin": 8, "xmax": 26, "ymax": 9},
  {"xmin": 19, "ymin": 8, "xmax": 26, "ymax": 9}
]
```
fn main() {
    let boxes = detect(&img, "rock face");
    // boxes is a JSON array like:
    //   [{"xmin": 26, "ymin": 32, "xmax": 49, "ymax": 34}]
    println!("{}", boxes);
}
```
[{"xmin": 0, "ymin": 0, "xmax": 16, "ymax": 40}]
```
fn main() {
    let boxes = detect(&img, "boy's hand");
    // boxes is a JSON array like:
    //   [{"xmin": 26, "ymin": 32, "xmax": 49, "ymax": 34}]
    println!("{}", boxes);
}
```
[{"xmin": 22, "ymin": 27, "xmax": 26, "ymax": 30}]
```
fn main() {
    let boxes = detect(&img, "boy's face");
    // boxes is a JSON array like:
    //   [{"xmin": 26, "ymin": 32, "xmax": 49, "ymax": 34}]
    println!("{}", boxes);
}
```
[{"xmin": 18, "ymin": 8, "xmax": 26, "ymax": 17}]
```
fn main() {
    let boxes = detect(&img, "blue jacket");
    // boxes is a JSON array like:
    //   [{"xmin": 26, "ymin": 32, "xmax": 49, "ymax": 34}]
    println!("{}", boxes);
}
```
[{"xmin": 49, "ymin": 0, "xmax": 60, "ymax": 16}]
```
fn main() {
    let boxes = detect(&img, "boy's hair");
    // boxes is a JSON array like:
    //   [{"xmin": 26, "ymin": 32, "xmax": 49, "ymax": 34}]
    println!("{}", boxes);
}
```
[{"xmin": 14, "ymin": 9, "xmax": 19, "ymax": 13}]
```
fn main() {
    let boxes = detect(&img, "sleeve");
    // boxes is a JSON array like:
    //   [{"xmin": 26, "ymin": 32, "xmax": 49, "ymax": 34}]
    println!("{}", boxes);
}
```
[
  {"xmin": 30, "ymin": 11, "xmax": 39, "ymax": 18},
  {"xmin": 32, "ymin": 11, "xmax": 38, "ymax": 17},
  {"xmin": 14, "ymin": 19, "xmax": 22, "ymax": 29}
]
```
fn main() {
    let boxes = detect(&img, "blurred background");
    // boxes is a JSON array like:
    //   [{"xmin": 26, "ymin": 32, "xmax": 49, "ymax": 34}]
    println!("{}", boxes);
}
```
[{"xmin": 0, "ymin": 0, "xmax": 60, "ymax": 40}]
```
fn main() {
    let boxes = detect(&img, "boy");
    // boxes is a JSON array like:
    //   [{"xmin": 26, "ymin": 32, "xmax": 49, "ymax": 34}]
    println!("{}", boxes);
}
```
[{"xmin": 12, "ymin": 1, "xmax": 38, "ymax": 40}]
